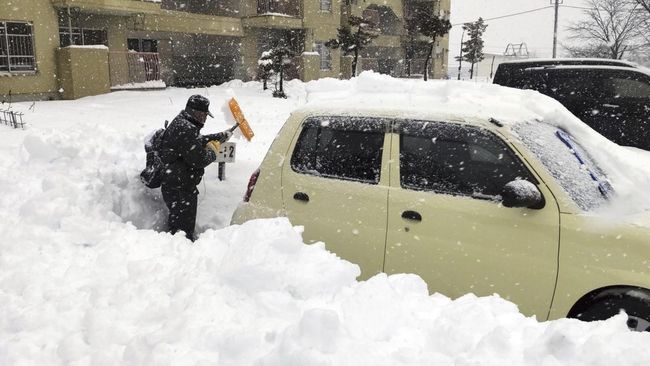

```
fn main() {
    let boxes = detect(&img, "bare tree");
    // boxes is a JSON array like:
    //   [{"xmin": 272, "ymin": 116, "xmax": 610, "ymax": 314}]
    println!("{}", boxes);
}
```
[
  {"xmin": 634, "ymin": 0, "xmax": 650, "ymax": 13},
  {"xmin": 566, "ymin": 0, "xmax": 648, "ymax": 59},
  {"xmin": 632, "ymin": 0, "xmax": 650, "ymax": 47}
]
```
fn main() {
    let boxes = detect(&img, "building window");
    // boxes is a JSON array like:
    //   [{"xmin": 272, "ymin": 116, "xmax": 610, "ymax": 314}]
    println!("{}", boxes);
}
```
[
  {"xmin": 127, "ymin": 38, "xmax": 158, "ymax": 53},
  {"xmin": 0, "ymin": 21, "xmax": 36, "ymax": 72},
  {"xmin": 59, "ymin": 27, "xmax": 107, "ymax": 47},
  {"xmin": 57, "ymin": 12, "xmax": 107, "ymax": 47},
  {"xmin": 320, "ymin": 0, "xmax": 332, "ymax": 12},
  {"xmin": 315, "ymin": 42, "xmax": 331, "ymax": 71}
]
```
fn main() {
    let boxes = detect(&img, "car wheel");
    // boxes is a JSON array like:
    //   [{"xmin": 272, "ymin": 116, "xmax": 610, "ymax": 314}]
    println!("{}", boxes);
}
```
[{"xmin": 575, "ymin": 295, "xmax": 650, "ymax": 332}]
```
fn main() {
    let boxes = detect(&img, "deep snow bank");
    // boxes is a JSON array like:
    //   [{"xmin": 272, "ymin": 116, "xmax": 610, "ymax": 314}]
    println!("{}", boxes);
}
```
[{"xmin": 2, "ymin": 215, "xmax": 650, "ymax": 365}]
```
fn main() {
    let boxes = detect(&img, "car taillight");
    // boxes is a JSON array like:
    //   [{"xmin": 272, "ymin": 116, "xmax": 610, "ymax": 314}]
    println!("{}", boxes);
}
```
[{"xmin": 243, "ymin": 168, "xmax": 260, "ymax": 202}]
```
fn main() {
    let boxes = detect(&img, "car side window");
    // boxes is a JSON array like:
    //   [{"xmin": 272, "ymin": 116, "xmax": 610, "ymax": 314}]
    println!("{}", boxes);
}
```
[
  {"xmin": 546, "ymin": 70, "xmax": 601, "ymax": 100},
  {"xmin": 398, "ymin": 121, "xmax": 535, "ymax": 198},
  {"xmin": 290, "ymin": 116, "xmax": 386, "ymax": 184},
  {"xmin": 604, "ymin": 75, "xmax": 650, "ymax": 99}
]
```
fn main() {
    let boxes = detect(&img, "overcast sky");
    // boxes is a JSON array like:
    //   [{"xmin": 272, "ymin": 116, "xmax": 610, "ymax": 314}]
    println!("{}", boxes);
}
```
[{"xmin": 449, "ymin": 0, "xmax": 589, "ymax": 58}]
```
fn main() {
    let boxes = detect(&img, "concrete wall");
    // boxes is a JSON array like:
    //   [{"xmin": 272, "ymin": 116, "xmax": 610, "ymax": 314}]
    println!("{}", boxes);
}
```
[
  {"xmin": 0, "ymin": 0, "xmax": 61, "ymax": 101},
  {"xmin": 57, "ymin": 46, "xmax": 110, "ymax": 99}
]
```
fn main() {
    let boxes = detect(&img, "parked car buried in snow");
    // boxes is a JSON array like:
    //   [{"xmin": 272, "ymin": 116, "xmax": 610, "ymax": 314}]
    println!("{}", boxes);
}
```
[{"xmin": 231, "ymin": 84, "xmax": 650, "ymax": 331}]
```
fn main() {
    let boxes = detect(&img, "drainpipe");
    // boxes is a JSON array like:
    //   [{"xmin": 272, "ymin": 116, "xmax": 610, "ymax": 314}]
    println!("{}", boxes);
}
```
[{"xmin": 67, "ymin": 6, "xmax": 73, "ymax": 46}]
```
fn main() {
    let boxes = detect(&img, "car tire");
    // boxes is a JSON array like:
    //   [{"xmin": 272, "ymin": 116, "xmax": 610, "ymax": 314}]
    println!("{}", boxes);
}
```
[{"xmin": 574, "ymin": 293, "xmax": 650, "ymax": 332}]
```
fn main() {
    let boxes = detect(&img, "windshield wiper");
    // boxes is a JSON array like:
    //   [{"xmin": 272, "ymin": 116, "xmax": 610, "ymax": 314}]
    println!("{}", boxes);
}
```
[{"xmin": 555, "ymin": 130, "xmax": 613, "ymax": 199}]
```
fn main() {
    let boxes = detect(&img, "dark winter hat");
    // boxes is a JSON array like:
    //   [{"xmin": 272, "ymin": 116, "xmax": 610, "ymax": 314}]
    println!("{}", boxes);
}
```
[{"xmin": 186, "ymin": 95, "xmax": 214, "ymax": 118}]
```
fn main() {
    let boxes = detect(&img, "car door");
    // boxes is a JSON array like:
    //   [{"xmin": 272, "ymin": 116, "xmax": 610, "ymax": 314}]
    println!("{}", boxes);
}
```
[
  {"xmin": 383, "ymin": 120, "xmax": 560, "ymax": 318},
  {"xmin": 282, "ymin": 116, "xmax": 391, "ymax": 280}
]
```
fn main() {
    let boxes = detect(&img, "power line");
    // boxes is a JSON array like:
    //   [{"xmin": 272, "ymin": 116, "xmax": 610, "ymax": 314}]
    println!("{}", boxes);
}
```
[
  {"xmin": 451, "ymin": 4, "xmax": 589, "ymax": 27},
  {"xmin": 452, "ymin": 6, "xmax": 553, "ymax": 26}
]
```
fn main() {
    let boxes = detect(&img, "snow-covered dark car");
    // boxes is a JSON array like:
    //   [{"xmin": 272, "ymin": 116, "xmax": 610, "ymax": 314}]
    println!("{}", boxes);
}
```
[{"xmin": 493, "ymin": 59, "xmax": 650, "ymax": 151}]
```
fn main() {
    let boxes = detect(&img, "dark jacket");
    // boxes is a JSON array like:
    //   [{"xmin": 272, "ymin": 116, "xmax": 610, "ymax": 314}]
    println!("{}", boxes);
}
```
[{"xmin": 160, "ymin": 110, "xmax": 228, "ymax": 191}]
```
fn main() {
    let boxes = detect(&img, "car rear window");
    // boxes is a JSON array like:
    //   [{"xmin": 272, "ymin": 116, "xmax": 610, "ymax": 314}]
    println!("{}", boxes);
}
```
[{"xmin": 290, "ymin": 116, "xmax": 386, "ymax": 184}]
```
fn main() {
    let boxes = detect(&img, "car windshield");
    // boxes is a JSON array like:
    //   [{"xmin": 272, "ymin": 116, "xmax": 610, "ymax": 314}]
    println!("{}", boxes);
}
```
[{"xmin": 512, "ymin": 122, "xmax": 613, "ymax": 211}]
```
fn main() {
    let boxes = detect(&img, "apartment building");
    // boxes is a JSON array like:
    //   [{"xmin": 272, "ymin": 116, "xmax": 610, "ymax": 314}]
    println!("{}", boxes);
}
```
[{"xmin": 1, "ymin": 0, "xmax": 450, "ymax": 101}]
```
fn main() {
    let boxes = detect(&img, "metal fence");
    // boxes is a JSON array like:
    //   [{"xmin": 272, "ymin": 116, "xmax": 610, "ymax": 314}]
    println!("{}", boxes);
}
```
[
  {"xmin": 108, "ymin": 51, "xmax": 161, "ymax": 86},
  {"xmin": 0, "ymin": 109, "xmax": 26, "ymax": 129}
]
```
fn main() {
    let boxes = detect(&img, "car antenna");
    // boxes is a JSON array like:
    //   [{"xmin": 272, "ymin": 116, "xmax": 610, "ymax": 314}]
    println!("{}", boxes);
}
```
[{"xmin": 488, "ymin": 117, "xmax": 504, "ymax": 127}]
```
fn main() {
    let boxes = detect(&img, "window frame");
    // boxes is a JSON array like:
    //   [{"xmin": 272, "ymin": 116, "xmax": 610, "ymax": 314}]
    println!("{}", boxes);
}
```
[{"xmin": 0, "ymin": 20, "xmax": 36, "ymax": 73}]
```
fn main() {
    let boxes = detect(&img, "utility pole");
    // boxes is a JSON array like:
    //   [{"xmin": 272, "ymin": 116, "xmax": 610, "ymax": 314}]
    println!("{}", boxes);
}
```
[{"xmin": 552, "ymin": 0, "xmax": 562, "ymax": 58}]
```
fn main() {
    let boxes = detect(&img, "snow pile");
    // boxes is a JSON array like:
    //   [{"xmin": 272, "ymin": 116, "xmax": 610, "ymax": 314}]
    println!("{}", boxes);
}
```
[{"xmin": 1, "ymin": 74, "xmax": 650, "ymax": 364}]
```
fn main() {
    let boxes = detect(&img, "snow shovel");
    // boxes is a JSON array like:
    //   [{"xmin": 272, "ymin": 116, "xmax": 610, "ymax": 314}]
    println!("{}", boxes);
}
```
[{"xmin": 227, "ymin": 97, "xmax": 254, "ymax": 141}]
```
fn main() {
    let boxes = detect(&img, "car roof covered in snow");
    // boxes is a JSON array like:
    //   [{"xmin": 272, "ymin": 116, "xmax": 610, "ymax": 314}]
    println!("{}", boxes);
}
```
[{"xmin": 297, "ymin": 72, "xmax": 574, "ymax": 130}]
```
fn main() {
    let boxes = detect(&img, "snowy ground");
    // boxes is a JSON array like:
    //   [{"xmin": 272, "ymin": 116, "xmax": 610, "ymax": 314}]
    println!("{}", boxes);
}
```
[{"xmin": 1, "ymin": 74, "xmax": 650, "ymax": 365}]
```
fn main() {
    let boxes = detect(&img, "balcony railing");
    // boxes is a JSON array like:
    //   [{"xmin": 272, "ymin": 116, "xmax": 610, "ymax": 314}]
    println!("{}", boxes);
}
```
[{"xmin": 257, "ymin": 0, "xmax": 300, "ymax": 17}]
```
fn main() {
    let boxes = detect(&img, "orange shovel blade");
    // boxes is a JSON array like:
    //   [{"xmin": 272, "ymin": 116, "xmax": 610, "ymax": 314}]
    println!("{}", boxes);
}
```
[{"xmin": 228, "ymin": 98, "xmax": 254, "ymax": 141}]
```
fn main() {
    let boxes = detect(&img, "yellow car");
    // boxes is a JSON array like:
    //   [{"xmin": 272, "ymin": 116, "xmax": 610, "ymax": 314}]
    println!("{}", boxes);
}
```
[{"xmin": 232, "ymin": 107, "xmax": 650, "ymax": 331}]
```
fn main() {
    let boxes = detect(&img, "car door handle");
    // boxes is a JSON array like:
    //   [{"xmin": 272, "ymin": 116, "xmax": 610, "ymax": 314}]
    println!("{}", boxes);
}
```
[
  {"xmin": 401, "ymin": 210, "xmax": 422, "ymax": 222},
  {"xmin": 293, "ymin": 192, "xmax": 309, "ymax": 202}
]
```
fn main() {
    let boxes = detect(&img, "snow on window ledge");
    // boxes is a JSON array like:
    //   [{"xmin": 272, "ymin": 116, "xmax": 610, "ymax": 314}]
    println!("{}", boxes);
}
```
[
  {"xmin": 255, "ymin": 13, "xmax": 296, "ymax": 18},
  {"xmin": 111, "ymin": 80, "xmax": 166, "ymax": 90},
  {"xmin": 0, "ymin": 70, "xmax": 37, "ymax": 77},
  {"xmin": 63, "ymin": 45, "xmax": 109, "ymax": 50}
]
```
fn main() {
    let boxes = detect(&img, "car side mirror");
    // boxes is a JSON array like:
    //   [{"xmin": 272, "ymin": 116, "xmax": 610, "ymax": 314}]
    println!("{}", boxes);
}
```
[{"xmin": 501, "ymin": 180, "xmax": 545, "ymax": 209}]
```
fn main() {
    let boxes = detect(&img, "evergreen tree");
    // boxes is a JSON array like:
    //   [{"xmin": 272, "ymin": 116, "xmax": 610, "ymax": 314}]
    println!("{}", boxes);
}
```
[
  {"xmin": 326, "ymin": 15, "xmax": 380, "ymax": 77},
  {"xmin": 257, "ymin": 52, "xmax": 273, "ymax": 91},
  {"xmin": 456, "ymin": 18, "xmax": 487, "ymax": 79},
  {"xmin": 405, "ymin": 9, "xmax": 451, "ymax": 81},
  {"xmin": 259, "ymin": 46, "xmax": 296, "ymax": 98}
]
